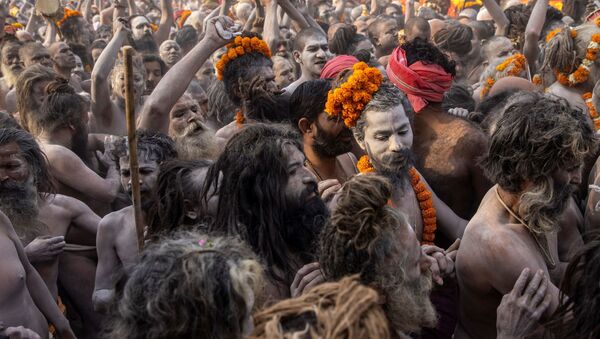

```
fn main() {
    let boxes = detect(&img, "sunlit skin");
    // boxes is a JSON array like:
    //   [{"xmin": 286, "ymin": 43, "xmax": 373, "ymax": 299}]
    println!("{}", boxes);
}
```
[{"xmin": 286, "ymin": 35, "xmax": 332, "ymax": 94}]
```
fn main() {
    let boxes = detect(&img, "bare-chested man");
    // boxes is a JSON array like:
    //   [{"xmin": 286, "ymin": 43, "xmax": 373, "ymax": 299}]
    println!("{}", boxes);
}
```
[
  {"xmin": 48, "ymin": 42, "xmax": 83, "ymax": 93},
  {"xmin": 30, "ymin": 80, "xmax": 120, "ymax": 212},
  {"xmin": 0, "ymin": 211, "xmax": 75, "ymax": 339},
  {"xmin": 456, "ymin": 92, "xmax": 598, "ymax": 338},
  {"xmin": 0, "ymin": 128, "xmax": 98, "ymax": 339},
  {"xmin": 387, "ymin": 38, "xmax": 491, "ymax": 221},
  {"xmin": 127, "ymin": 0, "xmax": 173, "ymax": 55},
  {"xmin": 93, "ymin": 131, "xmax": 177, "ymax": 313},
  {"xmin": 283, "ymin": 27, "xmax": 332, "ymax": 95},
  {"xmin": 0, "ymin": 40, "xmax": 24, "ymax": 110},
  {"xmin": 15, "ymin": 65, "xmax": 58, "ymax": 130},
  {"xmin": 139, "ymin": 16, "xmax": 237, "ymax": 154},
  {"xmin": 91, "ymin": 18, "xmax": 146, "ymax": 135}
]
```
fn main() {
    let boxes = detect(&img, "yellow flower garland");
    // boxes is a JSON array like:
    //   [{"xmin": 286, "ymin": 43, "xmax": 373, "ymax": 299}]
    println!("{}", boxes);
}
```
[
  {"xmin": 324, "ymin": 62, "xmax": 383, "ymax": 128},
  {"xmin": 215, "ymin": 36, "xmax": 272, "ymax": 80}
]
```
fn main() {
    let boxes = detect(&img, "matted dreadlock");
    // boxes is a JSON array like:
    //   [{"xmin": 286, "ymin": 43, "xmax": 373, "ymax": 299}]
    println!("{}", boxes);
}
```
[{"xmin": 250, "ymin": 276, "xmax": 390, "ymax": 339}]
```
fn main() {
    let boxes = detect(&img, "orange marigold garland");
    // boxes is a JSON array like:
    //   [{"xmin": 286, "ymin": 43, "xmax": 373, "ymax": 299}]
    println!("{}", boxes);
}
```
[
  {"xmin": 216, "ymin": 36, "xmax": 272, "ymax": 80},
  {"xmin": 57, "ymin": 8, "xmax": 82, "ymax": 27},
  {"xmin": 357, "ymin": 156, "xmax": 437, "ymax": 245},
  {"xmin": 324, "ymin": 62, "xmax": 383, "ymax": 128},
  {"xmin": 357, "ymin": 155, "xmax": 375, "ymax": 173},
  {"xmin": 481, "ymin": 54, "xmax": 527, "ymax": 98},
  {"xmin": 549, "ymin": 20, "xmax": 600, "ymax": 87},
  {"xmin": 235, "ymin": 110, "xmax": 245, "ymax": 127},
  {"xmin": 583, "ymin": 92, "xmax": 600, "ymax": 131},
  {"xmin": 178, "ymin": 10, "xmax": 192, "ymax": 28}
]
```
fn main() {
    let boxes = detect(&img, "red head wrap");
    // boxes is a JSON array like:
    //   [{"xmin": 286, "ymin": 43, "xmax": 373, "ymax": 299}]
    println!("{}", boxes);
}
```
[
  {"xmin": 320, "ymin": 55, "xmax": 359, "ymax": 79},
  {"xmin": 386, "ymin": 47, "xmax": 453, "ymax": 113}
]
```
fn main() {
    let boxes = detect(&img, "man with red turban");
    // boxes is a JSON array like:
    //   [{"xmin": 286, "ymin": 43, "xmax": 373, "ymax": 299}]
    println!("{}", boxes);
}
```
[
  {"xmin": 320, "ymin": 55, "xmax": 359, "ymax": 79},
  {"xmin": 387, "ymin": 38, "xmax": 492, "ymax": 339}
]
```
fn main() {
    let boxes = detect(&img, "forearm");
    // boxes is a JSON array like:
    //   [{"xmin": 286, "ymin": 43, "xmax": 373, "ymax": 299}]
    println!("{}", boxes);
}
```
[
  {"xmin": 263, "ymin": 2, "xmax": 280, "ymax": 56},
  {"xmin": 82, "ymin": 0, "xmax": 94, "ymax": 23},
  {"xmin": 155, "ymin": 0, "xmax": 174, "ymax": 45},
  {"xmin": 405, "ymin": 1, "xmax": 414, "ymax": 23},
  {"xmin": 370, "ymin": 0, "xmax": 379, "ymax": 16},
  {"xmin": 483, "ymin": 0, "xmax": 509, "ymax": 36},
  {"xmin": 25, "ymin": 9, "xmax": 37, "ymax": 34},
  {"xmin": 92, "ymin": 30, "xmax": 127, "ymax": 81},
  {"xmin": 127, "ymin": 0, "xmax": 139, "ymax": 15},
  {"xmin": 244, "ymin": 9, "xmax": 257, "ymax": 32},
  {"xmin": 26, "ymin": 263, "xmax": 70, "ymax": 332},
  {"xmin": 279, "ymin": 0, "xmax": 310, "ymax": 29},
  {"xmin": 203, "ymin": 6, "xmax": 221, "ymax": 32},
  {"xmin": 43, "ymin": 21, "xmax": 56, "ymax": 47},
  {"xmin": 219, "ymin": 0, "xmax": 233, "ymax": 16},
  {"xmin": 524, "ymin": 0, "xmax": 547, "ymax": 72},
  {"xmin": 92, "ymin": 288, "xmax": 115, "ymax": 313},
  {"xmin": 139, "ymin": 38, "xmax": 221, "ymax": 132}
]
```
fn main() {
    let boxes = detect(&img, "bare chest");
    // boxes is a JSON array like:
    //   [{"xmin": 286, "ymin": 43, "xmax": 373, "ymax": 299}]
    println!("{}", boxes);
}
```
[{"xmin": 391, "ymin": 187, "xmax": 424, "ymax": 240}]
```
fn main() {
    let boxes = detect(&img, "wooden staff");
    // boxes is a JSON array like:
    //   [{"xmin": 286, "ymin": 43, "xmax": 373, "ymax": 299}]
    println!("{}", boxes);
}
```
[{"xmin": 123, "ymin": 46, "xmax": 144, "ymax": 251}]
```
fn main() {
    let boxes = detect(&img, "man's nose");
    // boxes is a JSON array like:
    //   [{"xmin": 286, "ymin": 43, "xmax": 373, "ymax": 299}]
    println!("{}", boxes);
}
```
[
  {"xmin": 389, "ymin": 134, "xmax": 403, "ymax": 152},
  {"xmin": 571, "ymin": 169, "xmax": 583, "ymax": 186}
]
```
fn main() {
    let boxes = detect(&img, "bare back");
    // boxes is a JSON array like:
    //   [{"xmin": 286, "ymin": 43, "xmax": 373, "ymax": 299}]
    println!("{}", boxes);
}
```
[
  {"xmin": 412, "ymin": 104, "xmax": 491, "ymax": 220},
  {"xmin": 456, "ymin": 186, "xmax": 561, "ymax": 339}
]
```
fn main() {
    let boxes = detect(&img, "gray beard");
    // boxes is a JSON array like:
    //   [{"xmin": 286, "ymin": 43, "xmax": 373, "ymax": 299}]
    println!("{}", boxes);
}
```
[
  {"xmin": 0, "ymin": 179, "xmax": 46, "ymax": 244},
  {"xmin": 518, "ymin": 177, "xmax": 572, "ymax": 234},
  {"xmin": 1, "ymin": 63, "xmax": 21, "ymax": 88},
  {"xmin": 173, "ymin": 122, "xmax": 219, "ymax": 160},
  {"xmin": 383, "ymin": 271, "xmax": 438, "ymax": 336}
]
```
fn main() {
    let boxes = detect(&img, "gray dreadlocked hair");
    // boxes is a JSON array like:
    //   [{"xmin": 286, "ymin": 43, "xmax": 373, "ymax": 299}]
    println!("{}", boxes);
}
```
[{"xmin": 542, "ymin": 23, "xmax": 600, "ymax": 78}]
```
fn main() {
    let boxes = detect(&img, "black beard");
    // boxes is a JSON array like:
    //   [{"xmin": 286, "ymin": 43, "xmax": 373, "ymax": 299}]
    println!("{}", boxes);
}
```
[
  {"xmin": 311, "ymin": 122, "xmax": 354, "ymax": 158},
  {"xmin": 281, "ymin": 193, "xmax": 328, "ymax": 259},
  {"xmin": 245, "ymin": 86, "xmax": 283, "ymax": 122},
  {"xmin": 0, "ymin": 180, "xmax": 45, "ymax": 243},
  {"xmin": 71, "ymin": 125, "xmax": 90, "ymax": 165},
  {"xmin": 133, "ymin": 34, "xmax": 158, "ymax": 54}
]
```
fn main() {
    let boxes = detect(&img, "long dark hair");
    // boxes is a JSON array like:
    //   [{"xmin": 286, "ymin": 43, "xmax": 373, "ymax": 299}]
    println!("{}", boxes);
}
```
[
  {"xmin": 202, "ymin": 123, "xmax": 303, "ymax": 284},
  {"xmin": 545, "ymin": 231, "xmax": 600, "ymax": 338}
]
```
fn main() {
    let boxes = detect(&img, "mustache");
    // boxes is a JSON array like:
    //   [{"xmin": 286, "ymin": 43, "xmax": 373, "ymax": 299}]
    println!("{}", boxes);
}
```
[
  {"xmin": 182, "ymin": 120, "xmax": 207, "ymax": 137},
  {"xmin": 380, "ymin": 148, "xmax": 412, "ymax": 167}
]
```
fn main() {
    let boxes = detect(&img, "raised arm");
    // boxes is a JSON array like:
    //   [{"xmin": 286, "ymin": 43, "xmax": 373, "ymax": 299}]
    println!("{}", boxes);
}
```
[
  {"xmin": 127, "ymin": 0, "xmax": 140, "ymax": 15},
  {"xmin": 91, "ymin": 19, "xmax": 128, "ymax": 127},
  {"xmin": 523, "ymin": 0, "xmax": 548, "ymax": 74},
  {"xmin": 42, "ymin": 19, "xmax": 57, "ymax": 47},
  {"xmin": 483, "ymin": 0, "xmax": 509, "ymax": 36},
  {"xmin": 263, "ymin": 0, "xmax": 280, "ymax": 54},
  {"xmin": 81, "ymin": 0, "xmax": 94, "ymax": 23},
  {"xmin": 279, "ymin": 0, "xmax": 311, "ymax": 30},
  {"xmin": 0, "ymin": 212, "xmax": 76, "ymax": 339},
  {"xmin": 139, "ymin": 16, "xmax": 237, "ymax": 133},
  {"xmin": 154, "ymin": 0, "xmax": 174, "ymax": 46},
  {"xmin": 405, "ymin": 0, "xmax": 415, "ymax": 23}
]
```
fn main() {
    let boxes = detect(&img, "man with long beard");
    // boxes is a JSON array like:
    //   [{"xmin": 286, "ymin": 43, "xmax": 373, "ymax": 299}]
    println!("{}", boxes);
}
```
[
  {"xmin": 15, "ymin": 64, "xmax": 58, "ymax": 129},
  {"xmin": 319, "ymin": 174, "xmax": 443, "ymax": 337},
  {"xmin": 455, "ymin": 92, "xmax": 598, "ymax": 338},
  {"xmin": 290, "ymin": 79, "xmax": 357, "ymax": 184},
  {"xmin": 128, "ymin": 0, "xmax": 173, "ymax": 55},
  {"xmin": 139, "ymin": 16, "xmax": 236, "ymax": 151},
  {"xmin": 0, "ymin": 127, "xmax": 98, "ymax": 339},
  {"xmin": 0, "ymin": 40, "xmax": 24, "ymax": 110},
  {"xmin": 93, "ymin": 130, "xmax": 177, "ymax": 313},
  {"xmin": 202, "ymin": 124, "xmax": 329, "ymax": 303}
]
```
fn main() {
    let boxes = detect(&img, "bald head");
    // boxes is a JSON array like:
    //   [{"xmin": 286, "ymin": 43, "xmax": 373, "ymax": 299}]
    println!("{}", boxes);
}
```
[
  {"xmin": 405, "ymin": 17, "xmax": 430, "ymax": 42},
  {"xmin": 293, "ymin": 27, "xmax": 327, "ymax": 52}
]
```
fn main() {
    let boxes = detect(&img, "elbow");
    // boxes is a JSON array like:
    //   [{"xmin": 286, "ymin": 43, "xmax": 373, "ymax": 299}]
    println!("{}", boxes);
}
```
[
  {"xmin": 91, "ymin": 71, "xmax": 107, "ymax": 84},
  {"xmin": 92, "ymin": 289, "xmax": 114, "ymax": 314}
]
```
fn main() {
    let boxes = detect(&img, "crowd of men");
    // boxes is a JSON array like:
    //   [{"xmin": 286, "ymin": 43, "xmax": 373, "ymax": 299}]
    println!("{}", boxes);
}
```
[{"xmin": 0, "ymin": 0, "xmax": 599, "ymax": 337}]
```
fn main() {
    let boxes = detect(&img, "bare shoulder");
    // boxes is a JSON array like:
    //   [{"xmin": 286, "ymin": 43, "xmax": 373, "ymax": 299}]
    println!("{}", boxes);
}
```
[{"xmin": 98, "ymin": 207, "xmax": 132, "ymax": 233}]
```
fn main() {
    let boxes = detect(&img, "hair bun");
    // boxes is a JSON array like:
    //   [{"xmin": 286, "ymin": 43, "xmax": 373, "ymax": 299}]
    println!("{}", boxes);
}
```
[
  {"xmin": 45, "ymin": 79, "xmax": 75, "ymax": 96},
  {"xmin": 336, "ymin": 174, "xmax": 392, "ymax": 216}
]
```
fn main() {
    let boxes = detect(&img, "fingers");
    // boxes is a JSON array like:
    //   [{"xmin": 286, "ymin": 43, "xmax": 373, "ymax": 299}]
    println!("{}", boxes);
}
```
[
  {"xmin": 431, "ymin": 251, "xmax": 447, "ymax": 274},
  {"xmin": 295, "ymin": 268, "xmax": 322, "ymax": 295},
  {"xmin": 317, "ymin": 179, "xmax": 340, "ymax": 195},
  {"xmin": 45, "ymin": 236, "xmax": 65, "ymax": 244},
  {"xmin": 427, "ymin": 255, "xmax": 443, "ymax": 285},
  {"xmin": 422, "ymin": 244, "xmax": 444, "ymax": 255},
  {"xmin": 523, "ymin": 270, "xmax": 544, "ymax": 303},
  {"xmin": 445, "ymin": 238, "xmax": 461, "ymax": 253},
  {"xmin": 291, "ymin": 262, "xmax": 319, "ymax": 292},
  {"xmin": 529, "ymin": 274, "xmax": 548, "ymax": 308},
  {"xmin": 303, "ymin": 271, "xmax": 325, "ymax": 293},
  {"xmin": 510, "ymin": 267, "xmax": 530, "ymax": 297},
  {"xmin": 531, "ymin": 289, "xmax": 552, "ymax": 320}
]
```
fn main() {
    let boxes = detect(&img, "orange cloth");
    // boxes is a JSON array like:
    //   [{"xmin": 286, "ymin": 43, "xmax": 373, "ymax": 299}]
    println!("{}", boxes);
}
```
[
  {"xmin": 386, "ymin": 47, "xmax": 453, "ymax": 113},
  {"xmin": 48, "ymin": 297, "xmax": 66, "ymax": 336}
]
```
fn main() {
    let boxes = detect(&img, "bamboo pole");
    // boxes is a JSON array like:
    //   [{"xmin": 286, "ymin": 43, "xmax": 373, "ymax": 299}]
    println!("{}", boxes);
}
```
[{"xmin": 122, "ymin": 46, "xmax": 144, "ymax": 251}]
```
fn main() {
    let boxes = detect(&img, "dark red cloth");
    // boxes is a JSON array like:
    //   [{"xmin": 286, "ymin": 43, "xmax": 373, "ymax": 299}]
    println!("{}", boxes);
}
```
[
  {"xmin": 320, "ymin": 55, "xmax": 359, "ymax": 79},
  {"xmin": 386, "ymin": 47, "xmax": 453, "ymax": 113}
]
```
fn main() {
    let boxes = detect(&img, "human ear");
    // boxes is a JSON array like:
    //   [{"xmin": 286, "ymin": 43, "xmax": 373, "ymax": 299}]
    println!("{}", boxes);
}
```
[
  {"xmin": 293, "ymin": 50, "xmax": 302, "ymax": 64},
  {"xmin": 298, "ymin": 117, "xmax": 312, "ymax": 134}
]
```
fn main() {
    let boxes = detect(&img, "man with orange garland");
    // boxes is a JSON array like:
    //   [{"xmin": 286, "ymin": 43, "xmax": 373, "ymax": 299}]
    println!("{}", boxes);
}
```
[
  {"xmin": 386, "ymin": 38, "xmax": 491, "ymax": 222},
  {"xmin": 326, "ymin": 61, "xmax": 468, "ymax": 338},
  {"xmin": 213, "ymin": 32, "xmax": 289, "ymax": 142}
]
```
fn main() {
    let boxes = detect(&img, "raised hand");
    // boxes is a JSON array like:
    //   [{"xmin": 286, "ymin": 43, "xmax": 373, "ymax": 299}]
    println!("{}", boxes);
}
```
[
  {"xmin": 24, "ymin": 236, "xmax": 65, "ymax": 263},
  {"xmin": 96, "ymin": 135, "xmax": 119, "ymax": 169},
  {"xmin": 496, "ymin": 268, "xmax": 552, "ymax": 339},
  {"xmin": 205, "ymin": 16, "xmax": 241, "ymax": 46}
]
